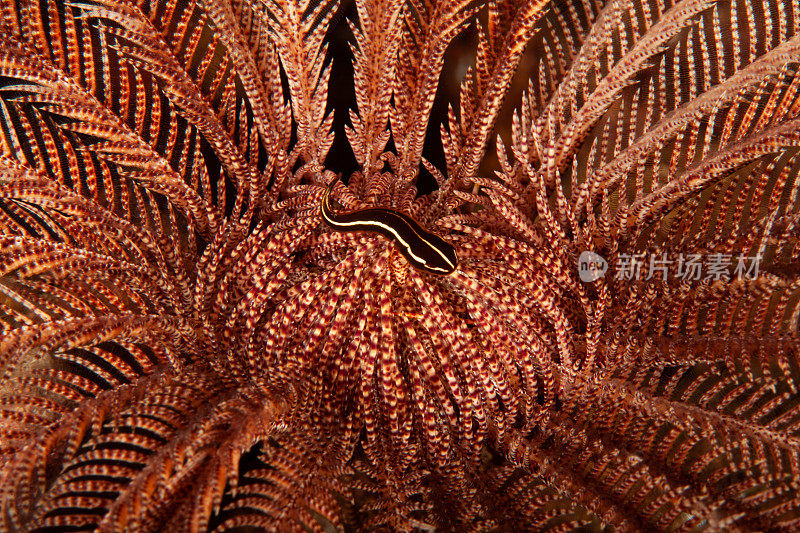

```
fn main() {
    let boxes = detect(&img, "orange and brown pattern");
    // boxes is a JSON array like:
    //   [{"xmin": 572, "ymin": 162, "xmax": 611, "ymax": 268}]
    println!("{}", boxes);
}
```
[{"xmin": 0, "ymin": 0, "xmax": 799, "ymax": 530}]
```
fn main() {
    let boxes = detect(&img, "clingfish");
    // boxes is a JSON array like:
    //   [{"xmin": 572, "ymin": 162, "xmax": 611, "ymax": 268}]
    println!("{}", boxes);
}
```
[{"xmin": 320, "ymin": 178, "xmax": 458, "ymax": 275}]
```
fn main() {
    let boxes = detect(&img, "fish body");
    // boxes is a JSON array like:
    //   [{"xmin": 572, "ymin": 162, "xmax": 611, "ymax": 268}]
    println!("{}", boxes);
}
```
[{"xmin": 320, "ymin": 179, "xmax": 458, "ymax": 275}]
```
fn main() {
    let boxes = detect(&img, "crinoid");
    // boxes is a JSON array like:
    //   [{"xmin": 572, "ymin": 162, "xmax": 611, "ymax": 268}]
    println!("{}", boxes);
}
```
[{"xmin": 1, "ymin": 0, "xmax": 800, "ymax": 530}]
